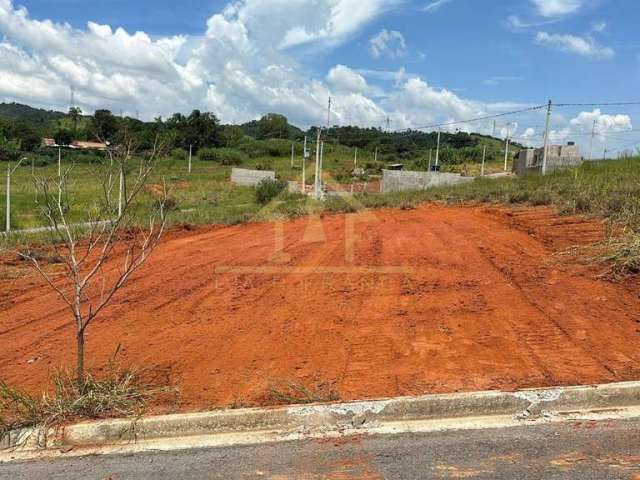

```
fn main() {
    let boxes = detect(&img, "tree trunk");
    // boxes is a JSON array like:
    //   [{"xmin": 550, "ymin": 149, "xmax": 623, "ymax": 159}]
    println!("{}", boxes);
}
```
[{"xmin": 77, "ymin": 330, "xmax": 85, "ymax": 388}]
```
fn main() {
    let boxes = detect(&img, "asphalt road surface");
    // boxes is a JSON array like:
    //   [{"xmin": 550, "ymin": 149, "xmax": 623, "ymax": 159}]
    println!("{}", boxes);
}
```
[{"xmin": 3, "ymin": 419, "xmax": 640, "ymax": 479}]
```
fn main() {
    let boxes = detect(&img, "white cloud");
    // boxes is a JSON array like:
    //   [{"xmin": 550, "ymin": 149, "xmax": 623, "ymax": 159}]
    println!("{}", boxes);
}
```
[
  {"xmin": 369, "ymin": 29, "xmax": 407, "ymax": 59},
  {"xmin": 1, "ymin": 0, "xmax": 630, "ymax": 155},
  {"xmin": 536, "ymin": 31, "xmax": 614, "ymax": 59},
  {"xmin": 483, "ymin": 76, "xmax": 522, "ymax": 86},
  {"xmin": 531, "ymin": 0, "xmax": 585, "ymax": 18},
  {"xmin": 569, "ymin": 109, "xmax": 633, "ymax": 135},
  {"xmin": 422, "ymin": 0, "xmax": 453, "ymax": 12},
  {"xmin": 505, "ymin": 15, "xmax": 560, "ymax": 31},
  {"xmin": 327, "ymin": 65, "xmax": 369, "ymax": 93}
]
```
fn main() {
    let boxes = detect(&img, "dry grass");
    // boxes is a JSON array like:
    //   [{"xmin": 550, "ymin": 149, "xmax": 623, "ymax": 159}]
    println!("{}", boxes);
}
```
[
  {"xmin": 264, "ymin": 380, "xmax": 340, "ymax": 406},
  {"xmin": 599, "ymin": 233, "xmax": 640, "ymax": 278},
  {"xmin": 0, "ymin": 363, "xmax": 176, "ymax": 447}
]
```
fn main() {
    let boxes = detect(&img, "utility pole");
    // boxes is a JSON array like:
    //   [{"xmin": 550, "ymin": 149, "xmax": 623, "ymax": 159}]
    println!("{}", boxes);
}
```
[
  {"xmin": 541, "ymin": 100, "xmax": 552, "ymax": 176},
  {"xmin": 374, "ymin": 147, "xmax": 378, "ymax": 163},
  {"xmin": 481, "ymin": 146, "xmax": 487, "ymax": 177},
  {"xmin": 589, "ymin": 120, "xmax": 597, "ymax": 161},
  {"xmin": 291, "ymin": 142, "xmax": 295, "ymax": 168},
  {"xmin": 5, "ymin": 163, "xmax": 9, "ymax": 233},
  {"xmin": 188, "ymin": 144, "xmax": 193, "ymax": 174},
  {"xmin": 492, "ymin": 120, "xmax": 497, "ymax": 137},
  {"xmin": 302, "ymin": 136, "xmax": 307, "ymax": 193},
  {"xmin": 314, "ymin": 129, "xmax": 321, "ymax": 200},
  {"xmin": 5, "ymin": 157, "xmax": 24, "ymax": 233},
  {"xmin": 354, "ymin": 147, "xmax": 358, "ymax": 166},
  {"xmin": 435, "ymin": 130, "xmax": 441, "ymax": 167},
  {"xmin": 504, "ymin": 124, "xmax": 512, "ymax": 172},
  {"xmin": 58, "ymin": 146, "xmax": 62, "ymax": 177},
  {"xmin": 386, "ymin": 116, "xmax": 391, "ymax": 132},
  {"xmin": 319, "ymin": 141, "xmax": 324, "ymax": 192},
  {"xmin": 428, "ymin": 149, "xmax": 432, "ymax": 171},
  {"xmin": 118, "ymin": 167, "xmax": 124, "ymax": 218},
  {"xmin": 327, "ymin": 97, "xmax": 332, "ymax": 129}
]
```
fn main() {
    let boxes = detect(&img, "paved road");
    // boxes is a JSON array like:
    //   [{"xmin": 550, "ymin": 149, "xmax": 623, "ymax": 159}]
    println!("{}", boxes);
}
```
[{"xmin": 3, "ymin": 419, "xmax": 640, "ymax": 479}]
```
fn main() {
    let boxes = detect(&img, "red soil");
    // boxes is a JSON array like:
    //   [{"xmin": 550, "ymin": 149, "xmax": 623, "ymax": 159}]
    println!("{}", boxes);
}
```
[{"xmin": 1, "ymin": 205, "xmax": 640, "ymax": 411}]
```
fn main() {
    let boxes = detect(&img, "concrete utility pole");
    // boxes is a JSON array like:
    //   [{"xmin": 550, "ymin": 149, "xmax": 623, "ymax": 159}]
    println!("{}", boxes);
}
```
[
  {"xmin": 302, "ymin": 136, "xmax": 307, "ymax": 193},
  {"xmin": 428, "ymin": 149, "xmax": 432, "ymax": 171},
  {"xmin": 504, "ymin": 124, "xmax": 512, "ymax": 172},
  {"xmin": 188, "ymin": 144, "xmax": 193, "ymax": 174},
  {"xmin": 481, "ymin": 146, "xmax": 487, "ymax": 177},
  {"xmin": 327, "ymin": 97, "xmax": 332, "ymax": 129},
  {"xmin": 291, "ymin": 142, "xmax": 295, "ymax": 168},
  {"xmin": 589, "ymin": 120, "xmax": 597, "ymax": 161},
  {"xmin": 314, "ymin": 129, "xmax": 321, "ymax": 200},
  {"xmin": 319, "ymin": 142, "xmax": 324, "ymax": 192},
  {"xmin": 118, "ymin": 167, "xmax": 124, "ymax": 218},
  {"xmin": 435, "ymin": 130, "xmax": 441, "ymax": 167},
  {"xmin": 58, "ymin": 146, "xmax": 62, "ymax": 177},
  {"xmin": 5, "ymin": 157, "xmax": 25, "ymax": 233},
  {"xmin": 541, "ymin": 100, "xmax": 553, "ymax": 176},
  {"xmin": 354, "ymin": 147, "xmax": 358, "ymax": 166},
  {"xmin": 374, "ymin": 147, "xmax": 378, "ymax": 163},
  {"xmin": 492, "ymin": 121, "xmax": 497, "ymax": 137}
]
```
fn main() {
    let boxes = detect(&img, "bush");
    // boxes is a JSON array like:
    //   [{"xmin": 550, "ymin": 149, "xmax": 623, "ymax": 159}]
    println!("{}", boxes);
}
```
[
  {"xmin": 197, "ymin": 147, "xmax": 217, "ymax": 162},
  {"xmin": 197, "ymin": 147, "xmax": 245, "ymax": 165},
  {"xmin": 215, "ymin": 148, "xmax": 245, "ymax": 166},
  {"xmin": 171, "ymin": 148, "xmax": 187, "ymax": 160},
  {"xmin": 256, "ymin": 178, "xmax": 287, "ymax": 205}
]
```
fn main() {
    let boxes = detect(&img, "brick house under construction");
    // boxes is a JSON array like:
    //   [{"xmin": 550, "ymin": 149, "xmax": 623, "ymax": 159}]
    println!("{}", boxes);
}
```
[{"xmin": 514, "ymin": 142, "xmax": 583, "ymax": 175}]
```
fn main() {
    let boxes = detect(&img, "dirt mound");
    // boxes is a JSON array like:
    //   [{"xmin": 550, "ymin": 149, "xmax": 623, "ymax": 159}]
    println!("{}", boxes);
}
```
[{"xmin": 1, "ymin": 205, "xmax": 639, "ymax": 412}]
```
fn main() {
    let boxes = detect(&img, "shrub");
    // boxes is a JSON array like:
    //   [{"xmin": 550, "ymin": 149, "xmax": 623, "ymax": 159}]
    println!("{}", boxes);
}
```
[
  {"xmin": 197, "ymin": 147, "xmax": 217, "ymax": 162},
  {"xmin": 256, "ymin": 178, "xmax": 287, "ymax": 205},
  {"xmin": 214, "ymin": 148, "xmax": 245, "ymax": 166},
  {"xmin": 197, "ymin": 147, "xmax": 245, "ymax": 165},
  {"xmin": 171, "ymin": 148, "xmax": 187, "ymax": 160}
]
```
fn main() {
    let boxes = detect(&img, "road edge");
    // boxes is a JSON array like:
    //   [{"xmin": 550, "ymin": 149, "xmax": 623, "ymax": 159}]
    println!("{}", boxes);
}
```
[{"xmin": 2, "ymin": 380, "xmax": 640, "ymax": 462}]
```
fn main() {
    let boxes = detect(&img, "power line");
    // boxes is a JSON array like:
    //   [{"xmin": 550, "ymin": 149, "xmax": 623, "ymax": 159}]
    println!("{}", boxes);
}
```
[
  {"xmin": 409, "ymin": 104, "xmax": 547, "ymax": 132},
  {"xmin": 555, "ymin": 101, "xmax": 640, "ymax": 107}
]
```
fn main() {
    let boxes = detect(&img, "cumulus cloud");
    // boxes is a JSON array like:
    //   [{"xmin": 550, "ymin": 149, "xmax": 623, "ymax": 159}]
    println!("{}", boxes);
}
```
[
  {"xmin": 327, "ymin": 65, "xmax": 369, "ymax": 93},
  {"xmin": 369, "ymin": 29, "xmax": 408, "ymax": 59},
  {"xmin": 535, "ymin": 31, "xmax": 614, "ymax": 59},
  {"xmin": 1, "ymin": 0, "xmax": 627, "ymax": 151}
]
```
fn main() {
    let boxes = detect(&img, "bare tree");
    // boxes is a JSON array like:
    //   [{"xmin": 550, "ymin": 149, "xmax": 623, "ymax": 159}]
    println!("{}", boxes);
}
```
[{"xmin": 20, "ymin": 131, "xmax": 170, "ymax": 387}]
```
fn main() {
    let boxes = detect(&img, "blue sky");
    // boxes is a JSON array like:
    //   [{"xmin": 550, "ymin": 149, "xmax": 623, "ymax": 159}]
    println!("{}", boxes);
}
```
[{"xmin": 1, "ymin": 0, "xmax": 639, "ymax": 154}]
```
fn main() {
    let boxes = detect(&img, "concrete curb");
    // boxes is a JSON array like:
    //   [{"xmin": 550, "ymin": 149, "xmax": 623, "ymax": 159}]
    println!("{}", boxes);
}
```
[{"xmin": 4, "ymin": 381, "xmax": 640, "ymax": 453}]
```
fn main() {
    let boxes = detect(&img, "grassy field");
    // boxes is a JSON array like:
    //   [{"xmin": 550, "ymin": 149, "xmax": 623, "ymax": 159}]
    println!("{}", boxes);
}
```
[
  {"xmin": 0, "ymin": 142, "xmax": 509, "ymax": 232},
  {"xmin": 2, "ymin": 147, "xmax": 638, "ymax": 275}
]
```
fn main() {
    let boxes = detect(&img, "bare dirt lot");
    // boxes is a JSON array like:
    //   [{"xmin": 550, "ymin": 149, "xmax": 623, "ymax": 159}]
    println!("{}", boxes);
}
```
[{"xmin": 1, "ymin": 205, "xmax": 639, "ymax": 411}]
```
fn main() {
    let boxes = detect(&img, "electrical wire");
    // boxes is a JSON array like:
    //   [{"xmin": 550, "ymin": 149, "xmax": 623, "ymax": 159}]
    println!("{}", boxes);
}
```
[{"xmin": 407, "ymin": 105, "xmax": 547, "ymax": 132}]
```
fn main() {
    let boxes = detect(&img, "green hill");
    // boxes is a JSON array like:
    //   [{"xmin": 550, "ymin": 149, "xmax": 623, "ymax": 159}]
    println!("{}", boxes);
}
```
[{"xmin": 0, "ymin": 102, "xmax": 66, "ymax": 124}]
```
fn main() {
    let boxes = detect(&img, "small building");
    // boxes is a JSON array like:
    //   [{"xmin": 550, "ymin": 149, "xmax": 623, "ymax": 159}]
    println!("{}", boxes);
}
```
[
  {"xmin": 41, "ymin": 139, "xmax": 108, "ymax": 151},
  {"xmin": 71, "ymin": 140, "xmax": 108, "ymax": 151},
  {"xmin": 514, "ymin": 142, "xmax": 582, "ymax": 175}
]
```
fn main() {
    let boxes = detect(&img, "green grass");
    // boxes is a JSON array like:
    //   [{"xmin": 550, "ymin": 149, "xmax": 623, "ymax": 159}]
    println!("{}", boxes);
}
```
[{"xmin": 2, "ymin": 150, "xmax": 639, "ymax": 274}]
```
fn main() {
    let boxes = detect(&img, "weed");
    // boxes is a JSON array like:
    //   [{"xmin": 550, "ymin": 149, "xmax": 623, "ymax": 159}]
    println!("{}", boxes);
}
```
[
  {"xmin": 264, "ymin": 380, "xmax": 340, "ymax": 406},
  {"xmin": 0, "ymin": 363, "xmax": 176, "ymax": 447}
]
